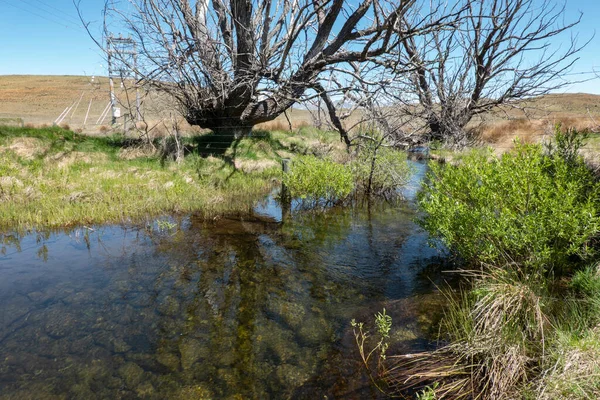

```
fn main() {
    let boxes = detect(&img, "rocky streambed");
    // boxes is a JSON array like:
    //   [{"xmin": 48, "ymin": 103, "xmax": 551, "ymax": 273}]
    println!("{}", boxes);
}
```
[{"xmin": 0, "ymin": 165, "xmax": 448, "ymax": 399}]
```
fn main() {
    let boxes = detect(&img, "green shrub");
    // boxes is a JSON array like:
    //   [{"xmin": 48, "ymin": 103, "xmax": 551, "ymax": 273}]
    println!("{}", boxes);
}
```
[
  {"xmin": 394, "ymin": 128, "xmax": 600, "ymax": 400},
  {"xmin": 418, "ymin": 140, "xmax": 600, "ymax": 273},
  {"xmin": 351, "ymin": 146, "xmax": 413, "ymax": 195},
  {"xmin": 283, "ymin": 155, "xmax": 354, "ymax": 206},
  {"xmin": 544, "ymin": 123, "xmax": 589, "ymax": 167}
]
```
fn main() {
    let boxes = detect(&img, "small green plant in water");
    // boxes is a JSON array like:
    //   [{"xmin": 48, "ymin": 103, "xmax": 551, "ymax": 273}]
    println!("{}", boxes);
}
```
[
  {"xmin": 374, "ymin": 308, "xmax": 392, "ymax": 360},
  {"xmin": 416, "ymin": 382, "xmax": 439, "ymax": 400},
  {"xmin": 351, "ymin": 145, "xmax": 413, "ymax": 196},
  {"xmin": 156, "ymin": 219, "xmax": 177, "ymax": 233},
  {"xmin": 351, "ymin": 308, "xmax": 393, "ymax": 393}
]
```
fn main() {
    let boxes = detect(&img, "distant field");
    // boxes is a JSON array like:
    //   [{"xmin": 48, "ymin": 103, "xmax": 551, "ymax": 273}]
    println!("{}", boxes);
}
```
[
  {"xmin": 0, "ymin": 75, "xmax": 599, "ymax": 141},
  {"xmin": 0, "ymin": 75, "xmax": 112, "ymax": 129},
  {"xmin": 0, "ymin": 75, "xmax": 314, "ymax": 134}
]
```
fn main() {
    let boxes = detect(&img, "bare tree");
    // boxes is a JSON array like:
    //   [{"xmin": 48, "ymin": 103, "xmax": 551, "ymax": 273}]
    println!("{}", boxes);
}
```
[
  {"xmin": 389, "ymin": 0, "xmax": 585, "ymax": 148},
  {"xmin": 78, "ymin": 0, "xmax": 425, "ymax": 147}
]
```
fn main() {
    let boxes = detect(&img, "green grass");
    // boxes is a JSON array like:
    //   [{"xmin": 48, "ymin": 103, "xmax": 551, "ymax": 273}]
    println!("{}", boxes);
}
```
[{"xmin": 0, "ymin": 126, "xmax": 343, "ymax": 230}]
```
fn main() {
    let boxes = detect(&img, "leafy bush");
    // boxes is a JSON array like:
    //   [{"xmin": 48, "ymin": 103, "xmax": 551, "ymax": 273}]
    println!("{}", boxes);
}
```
[
  {"xmin": 418, "ymin": 140, "xmax": 600, "ymax": 272},
  {"xmin": 351, "ymin": 146, "xmax": 413, "ymax": 196},
  {"xmin": 283, "ymin": 155, "xmax": 354, "ymax": 206}
]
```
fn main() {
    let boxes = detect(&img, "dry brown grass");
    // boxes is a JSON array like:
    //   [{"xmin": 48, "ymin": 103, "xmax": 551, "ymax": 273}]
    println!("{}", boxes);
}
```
[
  {"xmin": 0, "ymin": 75, "xmax": 322, "ymax": 134},
  {"xmin": 117, "ymin": 146, "xmax": 157, "ymax": 160},
  {"xmin": 53, "ymin": 151, "xmax": 108, "ymax": 169},
  {"xmin": 477, "ymin": 115, "xmax": 599, "ymax": 152},
  {"xmin": 537, "ymin": 327, "xmax": 600, "ymax": 400},
  {"xmin": 233, "ymin": 159, "xmax": 279, "ymax": 172},
  {"xmin": 3, "ymin": 137, "xmax": 49, "ymax": 159},
  {"xmin": 255, "ymin": 113, "xmax": 312, "ymax": 131},
  {"xmin": 0, "ymin": 75, "xmax": 112, "ymax": 126}
]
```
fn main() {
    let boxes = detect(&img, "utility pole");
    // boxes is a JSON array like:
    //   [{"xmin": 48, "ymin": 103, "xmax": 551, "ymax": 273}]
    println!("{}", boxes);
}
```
[{"xmin": 106, "ymin": 34, "xmax": 140, "ymax": 126}]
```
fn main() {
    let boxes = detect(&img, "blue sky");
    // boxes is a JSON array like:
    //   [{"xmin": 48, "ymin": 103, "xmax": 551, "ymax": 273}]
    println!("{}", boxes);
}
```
[
  {"xmin": 0, "ymin": 1, "xmax": 106, "ymax": 76},
  {"xmin": 0, "ymin": 0, "xmax": 599, "ymax": 93}
]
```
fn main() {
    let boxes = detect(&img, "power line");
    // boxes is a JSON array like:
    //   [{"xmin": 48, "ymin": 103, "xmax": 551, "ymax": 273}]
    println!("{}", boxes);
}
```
[
  {"xmin": 28, "ymin": 0, "xmax": 82, "ymax": 23},
  {"xmin": 22, "ymin": 0, "xmax": 83, "ymax": 26},
  {"xmin": 0, "ymin": 0, "xmax": 83, "ymax": 30}
]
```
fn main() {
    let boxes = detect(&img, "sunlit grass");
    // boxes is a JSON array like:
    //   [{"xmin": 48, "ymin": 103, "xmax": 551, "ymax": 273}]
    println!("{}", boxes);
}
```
[{"xmin": 0, "ymin": 126, "xmax": 308, "ymax": 229}]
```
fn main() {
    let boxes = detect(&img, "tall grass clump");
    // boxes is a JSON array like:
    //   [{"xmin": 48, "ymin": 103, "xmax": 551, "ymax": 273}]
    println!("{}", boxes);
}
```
[
  {"xmin": 282, "ymin": 144, "xmax": 413, "ymax": 210},
  {"xmin": 378, "ymin": 126, "xmax": 600, "ymax": 399},
  {"xmin": 282, "ymin": 155, "xmax": 354, "ymax": 208}
]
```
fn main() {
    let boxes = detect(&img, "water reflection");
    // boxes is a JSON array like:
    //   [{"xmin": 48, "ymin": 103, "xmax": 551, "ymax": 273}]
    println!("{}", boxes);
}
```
[{"xmin": 0, "ymin": 181, "xmax": 449, "ymax": 399}]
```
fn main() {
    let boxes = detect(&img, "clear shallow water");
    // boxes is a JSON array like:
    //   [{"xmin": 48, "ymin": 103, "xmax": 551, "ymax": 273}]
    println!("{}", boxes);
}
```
[{"xmin": 0, "ymin": 162, "xmax": 450, "ymax": 399}]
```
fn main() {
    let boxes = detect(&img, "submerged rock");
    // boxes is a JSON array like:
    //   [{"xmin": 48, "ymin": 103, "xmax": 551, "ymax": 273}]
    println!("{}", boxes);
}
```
[
  {"xmin": 129, "ymin": 292, "xmax": 153, "ymax": 308},
  {"xmin": 172, "ymin": 385, "xmax": 213, "ymax": 400},
  {"xmin": 26, "ymin": 291, "xmax": 48, "ymax": 303},
  {"xmin": 179, "ymin": 338, "xmax": 207, "ymax": 370},
  {"xmin": 2, "ymin": 382, "xmax": 64, "ymax": 400},
  {"xmin": 269, "ymin": 299, "xmax": 306, "ymax": 330},
  {"xmin": 0, "ymin": 298, "xmax": 32, "ymax": 330},
  {"xmin": 118, "ymin": 362, "xmax": 145, "ymax": 389},
  {"xmin": 297, "ymin": 315, "xmax": 331, "ymax": 346},
  {"xmin": 70, "ymin": 383, "xmax": 97, "ymax": 400},
  {"xmin": 135, "ymin": 381, "xmax": 155, "ymax": 398},
  {"xmin": 157, "ymin": 296, "xmax": 180, "ymax": 317},
  {"xmin": 276, "ymin": 363, "xmax": 312, "ymax": 389},
  {"xmin": 69, "ymin": 335, "xmax": 95, "ymax": 356},
  {"xmin": 113, "ymin": 337, "xmax": 132, "ymax": 354},
  {"xmin": 77, "ymin": 360, "xmax": 111, "ymax": 385},
  {"xmin": 156, "ymin": 350, "xmax": 180, "ymax": 372},
  {"xmin": 43, "ymin": 307, "xmax": 79, "ymax": 339},
  {"xmin": 63, "ymin": 289, "xmax": 97, "ymax": 306}
]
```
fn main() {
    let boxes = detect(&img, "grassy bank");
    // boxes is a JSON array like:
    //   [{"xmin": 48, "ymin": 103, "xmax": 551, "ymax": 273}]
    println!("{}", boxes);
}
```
[
  {"xmin": 365, "ymin": 128, "xmax": 600, "ymax": 399},
  {"xmin": 0, "ymin": 125, "xmax": 345, "ymax": 230}
]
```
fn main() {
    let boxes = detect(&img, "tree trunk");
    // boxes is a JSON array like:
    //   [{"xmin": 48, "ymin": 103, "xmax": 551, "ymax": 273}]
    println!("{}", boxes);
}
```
[
  {"xmin": 426, "ymin": 109, "xmax": 474, "ymax": 149},
  {"xmin": 192, "ymin": 118, "xmax": 253, "ymax": 156}
]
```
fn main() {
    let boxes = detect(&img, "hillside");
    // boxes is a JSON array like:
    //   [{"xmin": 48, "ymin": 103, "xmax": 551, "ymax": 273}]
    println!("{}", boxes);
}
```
[
  {"xmin": 0, "ymin": 75, "xmax": 598, "ymax": 135},
  {"xmin": 0, "ymin": 75, "xmax": 314, "ymax": 133},
  {"xmin": 0, "ymin": 75, "xmax": 111, "ymax": 127}
]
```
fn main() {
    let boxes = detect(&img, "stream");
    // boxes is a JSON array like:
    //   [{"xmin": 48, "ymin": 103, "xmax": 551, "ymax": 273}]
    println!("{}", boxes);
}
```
[{"xmin": 0, "ymin": 161, "xmax": 451, "ymax": 399}]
